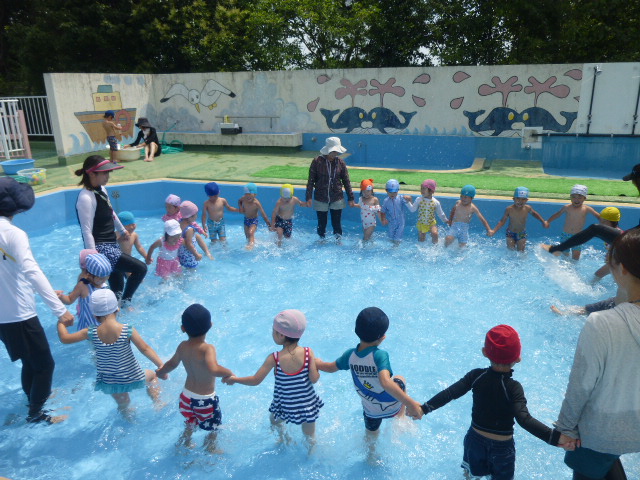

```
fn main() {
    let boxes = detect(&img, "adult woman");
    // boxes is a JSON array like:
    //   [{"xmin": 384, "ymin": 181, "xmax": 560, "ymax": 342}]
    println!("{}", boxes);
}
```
[
  {"xmin": 305, "ymin": 137, "xmax": 355, "ymax": 239},
  {"xmin": 555, "ymin": 229, "xmax": 640, "ymax": 480},
  {"xmin": 0, "ymin": 178, "xmax": 73, "ymax": 423},
  {"xmin": 75, "ymin": 156, "xmax": 147, "ymax": 305},
  {"xmin": 129, "ymin": 117, "xmax": 161, "ymax": 162}
]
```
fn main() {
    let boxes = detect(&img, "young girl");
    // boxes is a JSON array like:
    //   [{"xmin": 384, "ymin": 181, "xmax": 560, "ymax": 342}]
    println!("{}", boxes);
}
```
[
  {"xmin": 223, "ymin": 310, "xmax": 323, "ymax": 446},
  {"xmin": 56, "ymin": 253, "xmax": 112, "ymax": 331},
  {"xmin": 162, "ymin": 194, "xmax": 182, "ymax": 222},
  {"xmin": 408, "ymin": 179, "xmax": 449, "ymax": 244},
  {"xmin": 178, "ymin": 201, "xmax": 213, "ymax": 269},
  {"xmin": 57, "ymin": 289, "xmax": 163, "ymax": 416},
  {"xmin": 352, "ymin": 179, "xmax": 381, "ymax": 242},
  {"xmin": 146, "ymin": 220, "xmax": 183, "ymax": 279}
]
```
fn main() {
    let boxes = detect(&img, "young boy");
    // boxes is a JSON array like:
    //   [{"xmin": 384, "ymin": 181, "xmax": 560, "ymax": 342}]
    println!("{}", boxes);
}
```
[
  {"xmin": 156, "ymin": 304, "xmax": 233, "ymax": 453},
  {"xmin": 116, "ymin": 211, "xmax": 148, "ymax": 260},
  {"xmin": 592, "ymin": 206, "xmax": 623, "ymax": 282},
  {"xmin": 380, "ymin": 179, "xmax": 414, "ymax": 245},
  {"xmin": 201, "ymin": 182, "xmax": 239, "ymax": 243},
  {"xmin": 178, "ymin": 201, "xmax": 213, "ymax": 270},
  {"xmin": 488, "ymin": 187, "xmax": 546, "ymax": 251},
  {"xmin": 270, "ymin": 184, "xmax": 306, "ymax": 246},
  {"xmin": 445, "ymin": 184, "xmax": 491, "ymax": 248},
  {"xmin": 419, "ymin": 325, "xmax": 571, "ymax": 479},
  {"xmin": 102, "ymin": 110, "xmax": 123, "ymax": 164},
  {"xmin": 406, "ymin": 179, "xmax": 449, "ymax": 244},
  {"xmin": 238, "ymin": 183, "xmax": 271, "ymax": 250},
  {"xmin": 315, "ymin": 307, "xmax": 423, "ymax": 452},
  {"xmin": 545, "ymin": 184, "xmax": 600, "ymax": 260}
]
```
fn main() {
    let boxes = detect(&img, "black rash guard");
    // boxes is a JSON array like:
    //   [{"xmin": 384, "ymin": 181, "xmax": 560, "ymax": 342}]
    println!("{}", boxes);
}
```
[{"xmin": 422, "ymin": 367, "xmax": 560, "ymax": 445}]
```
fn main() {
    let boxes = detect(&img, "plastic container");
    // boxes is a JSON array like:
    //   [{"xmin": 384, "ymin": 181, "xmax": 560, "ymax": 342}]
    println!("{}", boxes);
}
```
[
  {"xmin": 17, "ymin": 168, "xmax": 46, "ymax": 186},
  {"xmin": 0, "ymin": 159, "xmax": 35, "ymax": 175},
  {"xmin": 115, "ymin": 148, "xmax": 143, "ymax": 162}
]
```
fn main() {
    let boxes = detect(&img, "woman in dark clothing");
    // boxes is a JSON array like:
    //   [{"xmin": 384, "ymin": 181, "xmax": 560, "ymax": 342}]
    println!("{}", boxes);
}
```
[
  {"xmin": 305, "ymin": 137, "xmax": 355, "ymax": 239},
  {"xmin": 129, "ymin": 117, "xmax": 161, "ymax": 162},
  {"xmin": 75, "ymin": 156, "xmax": 147, "ymax": 305}
]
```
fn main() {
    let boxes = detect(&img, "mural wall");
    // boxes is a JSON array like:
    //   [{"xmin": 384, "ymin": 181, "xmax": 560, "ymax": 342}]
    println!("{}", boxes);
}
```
[{"xmin": 45, "ymin": 63, "xmax": 640, "ymax": 158}]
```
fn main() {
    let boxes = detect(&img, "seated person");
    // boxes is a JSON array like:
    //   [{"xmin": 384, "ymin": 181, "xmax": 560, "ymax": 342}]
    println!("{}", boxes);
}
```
[{"xmin": 129, "ymin": 117, "xmax": 161, "ymax": 162}]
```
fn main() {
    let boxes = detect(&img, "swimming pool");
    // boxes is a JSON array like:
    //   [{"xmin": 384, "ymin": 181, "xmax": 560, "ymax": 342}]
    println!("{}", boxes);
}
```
[{"xmin": 2, "ymin": 185, "xmax": 640, "ymax": 480}]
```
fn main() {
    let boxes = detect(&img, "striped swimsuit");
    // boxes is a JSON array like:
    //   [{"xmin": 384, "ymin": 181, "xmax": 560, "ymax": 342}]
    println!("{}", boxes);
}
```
[
  {"xmin": 268, "ymin": 347, "xmax": 323, "ymax": 424},
  {"xmin": 89, "ymin": 323, "xmax": 146, "ymax": 394},
  {"xmin": 75, "ymin": 280, "xmax": 101, "ymax": 331}
]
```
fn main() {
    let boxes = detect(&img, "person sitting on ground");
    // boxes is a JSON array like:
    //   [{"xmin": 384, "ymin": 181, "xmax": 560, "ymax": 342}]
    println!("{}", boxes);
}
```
[{"xmin": 128, "ymin": 117, "xmax": 161, "ymax": 162}]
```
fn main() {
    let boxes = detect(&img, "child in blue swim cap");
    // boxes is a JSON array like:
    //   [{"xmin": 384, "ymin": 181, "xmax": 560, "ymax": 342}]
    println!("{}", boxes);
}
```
[
  {"xmin": 445, "ymin": 185, "xmax": 491, "ymax": 248},
  {"xmin": 202, "ymin": 182, "xmax": 239, "ymax": 243}
]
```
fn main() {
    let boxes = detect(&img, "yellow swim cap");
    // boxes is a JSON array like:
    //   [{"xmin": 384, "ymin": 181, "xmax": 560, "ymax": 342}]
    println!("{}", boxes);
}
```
[
  {"xmin": 600, "ymin": 207, "xmax": 620, "ymax": 222},
  {"xmin": 281, "ymin": 184, "xmax": 294, "ymax": 198}
]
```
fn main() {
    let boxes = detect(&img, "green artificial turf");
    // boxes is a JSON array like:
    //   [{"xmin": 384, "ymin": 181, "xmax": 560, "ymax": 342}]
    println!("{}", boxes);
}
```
[{"xmin": 252, "ymin": 165, "xmax": 639, "ymax": 202}]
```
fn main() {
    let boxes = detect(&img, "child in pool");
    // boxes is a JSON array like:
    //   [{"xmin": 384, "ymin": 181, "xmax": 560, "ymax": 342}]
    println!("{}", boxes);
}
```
[
  {"xmin": 156, "ymin": 304, "xmax": 233, "ymax": 453},
  {"xmin": 315, "ymin": 307, "xmax": 423, "ymax": 455},
  {"xmin": 270, "ymin": 184, "xmax": 306, "ymax": 246},
  {"xmin": 56, "ymin": 253, "xmax": 112, "ymax": 331},
  {"xmin": 407, "ymin": 179, "xmax": 448, "ymax": 244},
  {"xmin": 545, "ymin": 185, "xmax": 600, "ymax": 260},
  {"xmin": 592, "ymin": 207, "xmax": 623, "ymax": 282},
  {"xmin": 57, "ymin": 289, "xmax": 163, "ymax": 416},
  {"xmin": 445, "ymin": 184, "xmax": 491, "ymax": 248},
  {"xmin": 419, "ymin": 325, "xmax": 572, "ymax": 479},
  {"xmin": 116, "ymin": 211, "xmax": 148, "ymax": 260},
  {"xmin": 352, "ymin": 179, "xmax": 381, "ymax": 242},
  {"xmin": 201, "ymin": 182, "xmax": 239, "ymax": 243},
  {"xmin": 238, "ymin": 183, "xmax": 271, "ymax": 249},
  {"xmin": 380, "ymin": 179, "xmax": 414, "ymax": 245},
  {"xmin": 145, "ymin": 220, "xmax": 183, "ymax": 279},
  {"xmin": 178, "ymin": 201, "xmax": 213, "ymax": 269},
  {"xmin": 223, "ymin": 309, "xmax": 323, "ymax": 446},
  {"xmin": 488, "ymin": 187, "xmax": 546, "ymax": 252},
  {"xmin": 163, "ymin": 193, "xmax": 207, "ymax": 237}
]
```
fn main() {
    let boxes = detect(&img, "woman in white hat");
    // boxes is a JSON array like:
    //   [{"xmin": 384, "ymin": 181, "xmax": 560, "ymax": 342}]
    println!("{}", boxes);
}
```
[{"xmin": 305, "ymin": 137, "xmax": 355, "ymax": 239}]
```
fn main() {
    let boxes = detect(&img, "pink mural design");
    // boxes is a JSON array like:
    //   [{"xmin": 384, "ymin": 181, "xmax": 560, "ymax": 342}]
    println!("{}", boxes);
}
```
[
  {"xmin": 525, "ymin": 76, "xmax": 570, "ymax": 106},
  {"xmin": 453, "ymin": 71, "xmax": 471, "ymax": 83},
  {"xmin": 413, "ymin": 74, "xmax": 431, "ymax": 84},
  {"xmin": 307, "ymin": 98, "xmax": 320, "ymax": 112},
  {"xmin": 369, "ymin": 78, "xmax": 405, "ymax": 107},
  {"xmin": 478, "ymin": 76, "xmax": 523, "ymax": 107},
  {"xmin": 317, "ymin": 75, "xmax": 332, "ymax": 84},
  {"xmin": 450, "ymin": 97, "xmax": 464, "ymax": 109},
  {"xmin": 412, "ymin": 95, "xmax": 426, "ymax": 107},
  {"xmin": 564, "ymin": 69, "xmax": 583, "ymax": 81},
  {"xmin": 336, "ymin": 79, "xmax": 368, "ymax": 107}
]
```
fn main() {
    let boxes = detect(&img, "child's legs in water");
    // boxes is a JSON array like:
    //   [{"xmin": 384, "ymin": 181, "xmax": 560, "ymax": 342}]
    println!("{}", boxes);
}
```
[
  {"xmin": 301, "ymin": 421, "xmax": 316, "ymax": 440},
  {"xmin": 430, "ymin": 225, "xmax": 439, "ymax": 244},
  {"xmin": 111, "ymin": 392, "xmax": 131, "ymax": 411},
  {"xmin": 572, "ymin": 249, "xmax": 582, "ymax": 260},
  {"xmin": 506, "ymin": 236, "xmax": 517, "ymax": 250},
  {"xmin": 516, "ymin": 238, "xmax": 527, "ymax": 252},
  {"xmin": 144, "ymin": 369, "xmax": 162, "ymax": 406},
  {"xmin": 445, "ymin": 235, "xmax": 456, "ymax": 247},
  {"xmin": 418, "ymin": 231, "xmax": 427, "ymax": 242},
  {"xmin": 363, "ymin": 225, "xmax": 375, "ymax": 241}
]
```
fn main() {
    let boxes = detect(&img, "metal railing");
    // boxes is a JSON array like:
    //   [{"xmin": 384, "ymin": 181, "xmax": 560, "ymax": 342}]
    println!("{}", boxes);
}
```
[{"xmin": 0, "ymin": 96, "xmax": 52, "ymax": 136}]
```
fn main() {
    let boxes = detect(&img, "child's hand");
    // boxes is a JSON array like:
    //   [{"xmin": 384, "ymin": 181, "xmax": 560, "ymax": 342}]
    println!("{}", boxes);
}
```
[
  {"xmin": 222, "ymin": 375, "xmax": 236, "ymax": 385},
  {"xmin": 381, "ymin": 218, "xmax": 388, "ymax": 226},
  {"xmin": 155, "ymin": 368, "xmax": 168, "ymax": 380},
  {"xmin": 206, "ymin": 251, "xmax": 214, "ymax": 260},
  {"xmin": 558, "ymin": 433, "xmax": 579, "ymax": 450},
  {"xmin": 58, "ymin": 311, "xmax": 75, "ymax": 327},
  {"xmin": 55, "ymin": 290, "xmax": 64, "ymax": 298},
  {"xmin": 487, "ymin": 229, "xmax": 494, "ymax": 237},
  {"xmin": 145, "ymin": 256, "xmax": 153, "ymax": 265},
  {"xmin": 195, "ymin": 252, "xmax": 203, "ymax": 261},
  {"xmin": 403, "ymin": 195, "xmax": 412, "ymax": 203},
  {"xmin": 543, "ymin": 221, "xmax": 550, "ymax": 229},
  {"xmin": 406, "ymin": 400, "xmax": 424, "ymax": 420}
]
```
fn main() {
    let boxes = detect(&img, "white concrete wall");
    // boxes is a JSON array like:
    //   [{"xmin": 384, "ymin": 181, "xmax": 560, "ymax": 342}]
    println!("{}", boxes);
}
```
[{"xmin": 45, "ymin": 63, "xmax": 639, "ymax": 157}]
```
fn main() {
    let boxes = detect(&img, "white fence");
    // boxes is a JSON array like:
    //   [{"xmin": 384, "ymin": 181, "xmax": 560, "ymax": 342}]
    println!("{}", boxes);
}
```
[
  {"xmin": 0, "ymin": 99, "xmax": 30, "ymax": 160},
  {"xmin": 0, "ymin": 96, "xmax": 52, "ymax": 137}
]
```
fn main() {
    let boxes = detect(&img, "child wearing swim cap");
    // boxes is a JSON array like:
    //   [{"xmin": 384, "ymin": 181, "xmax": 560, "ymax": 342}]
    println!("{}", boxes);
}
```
[
  {"xmin": 270, "ymin": 184, "xmax": 307, "ymax": 246},
  {"xmin": 445, "ymin": 185, "xmax": 491, "ymax": 248},
  {"xmin": 351, "ymin": 179, "xmax": 382, "ymax": 242},
  {"xmin": 591, "ymin": 206, "xmax": 624, "ymax": 283},
  {"xmin": 178, "ymin": 201, "xmax": 213, "ymax": 269},
  {"xmin": 380, "ymin": 179, "xmax": 414, "ymax": 245},
  {"xmin": 406, "ymin": 179, "xmax": 449, "ymax": 244},
  {"xmin": 238, "ymin": 183, "xmax": 271, "ymax": 250},
  {"xmin": 315, "ymin": 307, "xmax": 423, "ymax": 456},
  {"xmin": 156, "ymin": 304, "xmax": 234, "ymax": 453},
  {"xmin": 145, "ymin": 220, "xmax": 184, "ymax": 279},
  {"xmin": 488, "ymin": 186, "xmax": 546, "ymax": 252},
  {"xmin": 419, "ymin": 325, "xmax": 571, "ymax": 480},
  {"xmin": 202, "ymin": 182, "xmax": 239, "ymax": 243},
  {"xmin": 545, "ymin": 184, "xmax": 600, "ymax": 260},
  {"xmin": 116, "ymin": 211, "xmax": 148, "ymax": 261},
  {"xmin": 223, "ymin": 309, "xmax": 323, "ymax": 449}
]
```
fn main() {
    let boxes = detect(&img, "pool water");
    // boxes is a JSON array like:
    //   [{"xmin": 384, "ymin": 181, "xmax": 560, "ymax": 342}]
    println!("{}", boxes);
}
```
[{"xmin": 2, "ymin": 215, "xmax": 639, "ymax": 480}]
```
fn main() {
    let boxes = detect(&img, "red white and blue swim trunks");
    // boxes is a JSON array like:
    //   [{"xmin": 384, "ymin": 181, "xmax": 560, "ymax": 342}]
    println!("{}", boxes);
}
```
[{"xmin": 179, "ymin": 388, "xmax": 222, "ymax": 431}]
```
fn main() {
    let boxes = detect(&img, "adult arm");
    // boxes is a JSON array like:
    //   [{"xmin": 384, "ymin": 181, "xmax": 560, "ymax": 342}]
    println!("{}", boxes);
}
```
[
  {"xmin": 129, "ymin": 131, "xmax": 145, "ymax": 147},
  {"xmin": 339, "ymin": 159, "xmax": 355, "ymax": 203},
  {"xmin": 548, "ymin": 224, "xmax": 622, "ymax": 253},
  {"xmin": 76, "ymin": 189, "xmax": 97, "ymax": 249},
  {"xmin": 305, "ymin": 158, "xmax": 318, "ymax": 203}
]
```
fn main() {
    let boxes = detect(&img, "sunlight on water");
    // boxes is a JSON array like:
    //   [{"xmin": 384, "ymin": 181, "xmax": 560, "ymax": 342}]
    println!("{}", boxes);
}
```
[{"xmin": 1, "ymin": 215, "xmax": 638, "ymax": 479}]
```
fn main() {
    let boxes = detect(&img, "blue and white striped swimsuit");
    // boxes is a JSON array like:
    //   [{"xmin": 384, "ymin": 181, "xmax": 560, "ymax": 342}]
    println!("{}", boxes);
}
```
[
  {"xmin": 75, "ymin": 280, "xmax": 102, "ymax": 331},
  {"xmin": 178, "ymin": 225, "xmax": 199, "ymax": 269},
  {"xmin": 268, "ymin": 347, "xmax": 323, "ymax": 424},
  {"xmin": 88, "ymin": 323, "xmax": 146, "ymax": 394}
]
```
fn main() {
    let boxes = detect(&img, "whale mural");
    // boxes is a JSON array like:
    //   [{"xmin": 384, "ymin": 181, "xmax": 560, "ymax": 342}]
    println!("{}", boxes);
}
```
[
  {"xmin": 321, "ymin": 106, "xmax": 417, "ymax": 134},
  {"xmin": 464, "ymin": 106, "xmax": 577, "ymax": 136}
]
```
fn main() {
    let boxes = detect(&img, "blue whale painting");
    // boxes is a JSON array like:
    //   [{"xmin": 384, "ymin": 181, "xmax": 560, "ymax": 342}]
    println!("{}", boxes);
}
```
[
  {"xmin": 321, "ymin": 107, "xmax": 417, "ymax": 134},
  {"xmin": 464, "ymin": 107, "xmax": 577, "ymax": 135}
]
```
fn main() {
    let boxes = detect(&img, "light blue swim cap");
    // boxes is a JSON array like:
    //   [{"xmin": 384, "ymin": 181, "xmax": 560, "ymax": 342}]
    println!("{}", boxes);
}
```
[
  {"xmin": 118, "ymin": 211, "xmax": 135, "ymax": 226},
  {"xmin": 461, "ymin": 185, "xmax": 476, "ymax": 198},
  {"xmin": 386, "ymin": 179, "xmax": 400, "ymax": 192},
  {"xmin": 244, "ymin": 183, "xmax": 258, "ymax": 195},
  {"xmin": 85, "ymin": 253, "xmax": 112, "ymax": 277},
  {"xmin": 514, "ymin": 187, "xmax": 529, "ymax": 199},
  {"xmin": 204, "ymin": 182, "xmax": 219, "ymax": 196}
]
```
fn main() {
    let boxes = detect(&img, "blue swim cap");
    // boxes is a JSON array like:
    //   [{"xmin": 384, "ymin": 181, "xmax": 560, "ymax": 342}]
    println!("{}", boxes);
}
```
[
  {"xmin": 104, "ymin": 110, "xmax": 115, "ymax": 118},
  {"xmin": 461, "ymin": 185, "xmax": 476, "ymax": 198},
  {"xmin": 204, "ymin": 182, "xmax": 219, "ymax": 196},
  {"xmin": 85, "ymin": 253, "xmax": 112, "ymax": 277},
  {"xmin": 355, "ymin": 307, "xmax": 389, "ymax": 343},
  {"xmin": 118, "ymin": 211, "xmax": 135, "ymax": 226},
  {"xmin": 386, "ymin": 179, "xmax": 400, "ymax": 192},
  {"xmin": 244, "ymin": 183, "xmax": 258, "ymax": 195},
  {"xmin": 514, "ymin": 187, "xmax": 529, "ymax": 199}
]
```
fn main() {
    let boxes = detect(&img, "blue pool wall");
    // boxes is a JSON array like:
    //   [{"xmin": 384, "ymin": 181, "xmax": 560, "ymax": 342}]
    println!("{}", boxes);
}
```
[
  {"xmin": 18, "ymin": 181, "xmax": 640, "ymax": 246},
  {"xmin": 302, "ymin": 133, "xmax": 639, "ymax": 179}
]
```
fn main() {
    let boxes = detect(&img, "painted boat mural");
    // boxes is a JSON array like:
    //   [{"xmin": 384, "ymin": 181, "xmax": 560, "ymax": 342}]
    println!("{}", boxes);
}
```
[{"xmin": 74, "ymin": 84, "xmax": 136, "ymax": 143}]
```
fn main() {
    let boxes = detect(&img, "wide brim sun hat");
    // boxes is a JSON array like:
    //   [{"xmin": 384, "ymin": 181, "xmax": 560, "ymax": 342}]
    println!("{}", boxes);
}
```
[{"xmin": 320, "ymin": 137, "xmax": 347, "ymax": 155}]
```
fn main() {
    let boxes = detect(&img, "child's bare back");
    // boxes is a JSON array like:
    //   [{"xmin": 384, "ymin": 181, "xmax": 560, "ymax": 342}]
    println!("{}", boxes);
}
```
[{"xmin": 176, "ymin": 340, "xmax": 221, "ymax": 395}]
